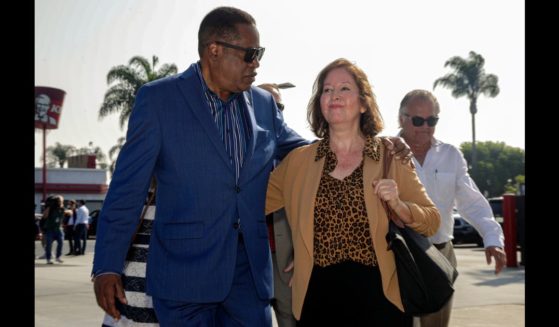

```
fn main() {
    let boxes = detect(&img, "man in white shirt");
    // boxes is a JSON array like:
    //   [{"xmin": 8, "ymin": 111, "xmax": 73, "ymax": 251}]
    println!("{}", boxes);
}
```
[
  {"xmin": 397, "ymin": 89, "xmax": 506, "ymax": 327},
  {"xmin": 74, "ymin": 200, "xmax": 89, "ymax": 255}
]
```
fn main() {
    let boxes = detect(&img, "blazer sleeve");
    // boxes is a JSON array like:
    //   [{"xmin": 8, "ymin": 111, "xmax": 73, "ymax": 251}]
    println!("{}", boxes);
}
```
[
  {"xmin": 393, "ymin": 159, "xmax": 441, "ymax": 237},
  {"xmin": 266, "ymin": 153, "xmax": 292, "ymax": 215},
  {"xmin": 92, "ymin": 85, "xmax": 161, "ymax": 275}
]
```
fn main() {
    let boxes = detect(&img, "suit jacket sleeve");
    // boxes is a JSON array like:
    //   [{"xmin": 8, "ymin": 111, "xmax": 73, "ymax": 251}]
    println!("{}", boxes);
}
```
[
  {"xmin": 272, "ymin": 105, "xmax": 310, "ymax": 160},
  {"xmin": 92, "ymin": 85, "xmax": 161, "ymax": 275}
]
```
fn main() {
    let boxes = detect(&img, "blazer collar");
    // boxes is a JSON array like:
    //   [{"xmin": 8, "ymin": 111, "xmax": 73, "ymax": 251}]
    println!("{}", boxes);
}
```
[{"xmin": 315, "ymin": 135, "xmax": 382, "ymax": 162}]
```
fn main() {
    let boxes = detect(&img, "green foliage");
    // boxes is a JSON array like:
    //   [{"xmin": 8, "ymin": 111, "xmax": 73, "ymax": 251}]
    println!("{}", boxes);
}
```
[
  {"xmin": 46, "ymin": 142, "xmax": 77, "ymax": 168},
  {"xmin": 108, "ymin": 136, "xmax": 126, "ymax": 176},
  {"xmin": 460, "ymin": 141, "xmax": 525, "ymax": 197},
  {"xmin": 99, "ymin": 55, "xmax": 178, "ymax": 130},
  {"xmin": 434, "ymin": 51, "xmax": 500, "ymax": 171}
]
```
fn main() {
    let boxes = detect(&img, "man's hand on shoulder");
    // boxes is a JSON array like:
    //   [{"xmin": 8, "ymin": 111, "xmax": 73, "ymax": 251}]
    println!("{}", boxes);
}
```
[{"xmin": 382, "ymin": 137, "xmax": 413, "ymax": 164}]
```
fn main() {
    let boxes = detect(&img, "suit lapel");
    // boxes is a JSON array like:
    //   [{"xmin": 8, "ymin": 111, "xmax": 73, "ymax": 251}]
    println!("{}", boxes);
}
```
[
  {"xmin": 239, "ymin": 89, "xmax": 270, "ymax": 183},
  {"xmin": 176, "ymin": 65, "xmax": 232, "ymax": 169},
  {"xmin": 240, "ymin": 90, "xmax": 257, "ymax": 173}
]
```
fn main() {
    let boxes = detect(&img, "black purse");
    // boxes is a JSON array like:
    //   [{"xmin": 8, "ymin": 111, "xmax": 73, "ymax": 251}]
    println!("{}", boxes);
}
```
[{"xmin": 381, "ymin": 146, "xmax": 458, "ymax": 315}]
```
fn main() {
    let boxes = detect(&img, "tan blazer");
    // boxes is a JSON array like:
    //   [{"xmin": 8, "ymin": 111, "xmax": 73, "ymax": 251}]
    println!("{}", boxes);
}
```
[{"xmin": 266, "ymin": 140, "xmax": 440, "ymax": 320}]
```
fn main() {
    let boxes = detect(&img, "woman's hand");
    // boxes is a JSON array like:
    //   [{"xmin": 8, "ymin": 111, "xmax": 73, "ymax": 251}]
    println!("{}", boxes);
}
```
[
  {"xmin": 372, "ymin": 179, "xmax": 400, "ymax": 207},
  {"xmin": 373, "ymin": 179, "xmax": 412, "ymax": 226}
]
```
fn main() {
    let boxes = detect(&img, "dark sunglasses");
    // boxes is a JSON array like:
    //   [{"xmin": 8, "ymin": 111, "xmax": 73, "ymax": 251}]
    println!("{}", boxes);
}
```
[
  {"xmin": 276, "ymin": 103, "xmax": 285, "ymax": 111},
  {"xmin": 215, "ymin": 40, "xmax": 265, "ymax": 63},
  {"xmin": 404, "ymin": 114, "xmax": 439, "ymax": 127}
]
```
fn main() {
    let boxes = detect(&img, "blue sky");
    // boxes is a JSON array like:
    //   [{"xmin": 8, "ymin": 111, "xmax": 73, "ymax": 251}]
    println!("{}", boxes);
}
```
[{"xmin": 35, "ymin": 0, "xmax": 524, "ymax": 167}]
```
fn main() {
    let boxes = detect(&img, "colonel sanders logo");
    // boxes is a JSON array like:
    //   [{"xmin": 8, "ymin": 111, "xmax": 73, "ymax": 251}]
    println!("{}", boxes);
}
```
[{"xmin": 34, "ymin": 87, "xmax": 65, "ymax": 129}]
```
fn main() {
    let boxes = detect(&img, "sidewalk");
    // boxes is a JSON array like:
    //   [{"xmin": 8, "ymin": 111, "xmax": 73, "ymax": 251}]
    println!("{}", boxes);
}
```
[
  {"xmin": 35, "ymin": 242, "xmax": 524, "ymax": 326},
  {"xmin": 448, "ymin": 245, "xmax": 525, "ymax": 326}
]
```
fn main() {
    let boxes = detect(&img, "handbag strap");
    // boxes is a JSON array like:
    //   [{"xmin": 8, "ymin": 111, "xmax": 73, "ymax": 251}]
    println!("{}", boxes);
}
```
[{"xmin": 380, "ymin": 143, "xmax": 395, "ymax": 221}]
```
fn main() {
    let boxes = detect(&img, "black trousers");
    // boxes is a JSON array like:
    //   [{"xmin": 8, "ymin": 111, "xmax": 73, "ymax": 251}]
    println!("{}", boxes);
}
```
[{"xmin": 297, "ymin": 261, "xmax": 412, "ymax": 327}]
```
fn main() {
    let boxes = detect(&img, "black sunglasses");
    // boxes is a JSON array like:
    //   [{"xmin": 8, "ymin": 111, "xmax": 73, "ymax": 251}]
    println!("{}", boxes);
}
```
[
  {"xmin": 276, "ymin": 103, "xmax": 285, "ymax": 111},
  {"xmin": 404, "ymin": 114, "xmax": 439, "ymax": 127},
  {"xmin": 215, "ymin": 40, "xmax": 265, "ymax": 63}
]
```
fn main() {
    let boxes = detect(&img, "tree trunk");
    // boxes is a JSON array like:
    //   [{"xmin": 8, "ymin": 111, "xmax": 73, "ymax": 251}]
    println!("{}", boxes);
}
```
[{"xmin": 471, "ymin": 112, "xmax": 477, "ymax": 173}]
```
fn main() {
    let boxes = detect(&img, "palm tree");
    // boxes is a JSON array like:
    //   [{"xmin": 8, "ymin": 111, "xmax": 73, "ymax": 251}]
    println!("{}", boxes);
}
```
[
  {"xmin": 108, "ymin": 136, "xmax": 126, "ymax": 175},
  {"xmin": 433, "ymin": 51, "xmax": 500, "ymax": 171},
  {"xmin": 99, "ymin": 55, "xmax": 178, "ymax": 129},
  {"xmin": 46, "ymin": 142, "xmax": 76, "ymax": 168}
]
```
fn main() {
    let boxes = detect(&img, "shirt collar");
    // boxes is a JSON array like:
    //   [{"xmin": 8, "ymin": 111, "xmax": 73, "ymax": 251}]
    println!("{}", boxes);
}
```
[
  {"xmin": 194, "ymin": 61, "xmax": 241, "ymax": 104},
  {"xmin": 315, "ymin": 135, "xmax": 382, "ymax": 162}
]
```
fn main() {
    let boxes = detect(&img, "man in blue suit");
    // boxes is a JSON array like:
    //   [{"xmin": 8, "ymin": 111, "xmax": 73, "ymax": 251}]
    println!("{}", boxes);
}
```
[{"xmin": 93, "ymin": 7, "xmax": 308, "ymax": 326}]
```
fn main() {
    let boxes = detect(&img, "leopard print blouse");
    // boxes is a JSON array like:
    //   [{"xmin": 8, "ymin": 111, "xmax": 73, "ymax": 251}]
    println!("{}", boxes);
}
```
[{"xmin": 313, "ymin": 135, "xmax": 382, "ymax": 267}]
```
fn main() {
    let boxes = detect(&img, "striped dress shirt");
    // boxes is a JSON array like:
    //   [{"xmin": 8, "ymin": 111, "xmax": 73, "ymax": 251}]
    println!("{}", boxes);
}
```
[{"xmin": 195, "ymin": 62, "xmax": 251, "ymax": 182}]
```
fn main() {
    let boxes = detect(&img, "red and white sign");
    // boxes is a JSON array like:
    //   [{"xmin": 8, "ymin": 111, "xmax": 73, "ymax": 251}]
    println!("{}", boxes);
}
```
[{"xmin": 35, "ymin": 86, "xmax": 66, "ymax": 129}]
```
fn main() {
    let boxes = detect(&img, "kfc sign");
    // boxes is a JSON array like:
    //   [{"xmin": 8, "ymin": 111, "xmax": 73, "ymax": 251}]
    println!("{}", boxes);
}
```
[{"xmin": 35, "ymin": 86, "xmax": 66, "ymax": 129}]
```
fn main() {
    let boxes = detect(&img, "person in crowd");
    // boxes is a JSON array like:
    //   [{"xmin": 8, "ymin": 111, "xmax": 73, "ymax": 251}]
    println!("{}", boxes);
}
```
[
  {"xmin": 73, "ymin": 200, "xmax": 89, "ymax": 255},
  {"xmin": 258, "ymin": 82, "xmax": 297, "ymax": 327},
  {"xmin": 42, "ymin": 195, "xmax": 66, "ymax": 264},
  {"xmin": 37, "ymin": 201, "xmax": 49, "ymax": 260},
  {"xmin": 63, "ymin": 199, "xmax": 77, "ymax": 255},
  {"xmin": 396, "ymin": 89, "xmax": 506, "ymax": 327},
  {"xmin": 266, "ymin": 58, "xmax": 440, "ymax": 326}
]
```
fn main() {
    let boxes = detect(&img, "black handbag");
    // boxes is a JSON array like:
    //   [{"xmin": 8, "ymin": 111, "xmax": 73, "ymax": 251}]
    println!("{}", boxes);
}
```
[{"xmin": 381, "ymin": 146, "xmax": 458, "ymax": 315}]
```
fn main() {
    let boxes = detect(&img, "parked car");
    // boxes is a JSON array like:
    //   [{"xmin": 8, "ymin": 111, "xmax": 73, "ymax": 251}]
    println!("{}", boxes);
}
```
[
  {"xmin": 452, "ymin": 214, "xmax": 483, "ymax": 247},
  {"xmin": 488, "ymin": 197, "xmax": 504, "ymax": 227},
  {"xmin": 87, "ymin": 209, "xmax": 100, "ymax": 238}
]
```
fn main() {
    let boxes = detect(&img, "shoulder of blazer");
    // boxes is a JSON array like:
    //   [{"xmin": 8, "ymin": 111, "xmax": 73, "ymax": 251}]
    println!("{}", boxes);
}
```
[{"xmin": 280, "ymin": 142, "xmax": 321, "ymax": 171}]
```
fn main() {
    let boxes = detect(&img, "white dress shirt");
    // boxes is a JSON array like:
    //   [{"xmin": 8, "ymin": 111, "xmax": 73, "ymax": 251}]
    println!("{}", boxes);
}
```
[
  {"xmin": 75, "ymin": 205, "xmax": 90, "ymax": 225},
  {"xmin": 408, "ymin": 137, "xmax": 504, "ymax": 248}
]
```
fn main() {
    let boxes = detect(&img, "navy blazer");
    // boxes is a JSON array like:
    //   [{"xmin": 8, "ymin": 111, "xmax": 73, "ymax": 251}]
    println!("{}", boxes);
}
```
[{"xmin": 92, "ymin": 63, "xmax": 308, "ymax": 302}]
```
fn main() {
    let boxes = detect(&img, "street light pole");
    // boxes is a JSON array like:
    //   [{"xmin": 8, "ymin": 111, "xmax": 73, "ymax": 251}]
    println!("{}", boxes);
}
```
[{"xmin": 42, "ymin": 125, "xmax": 47, "ymax": 202}]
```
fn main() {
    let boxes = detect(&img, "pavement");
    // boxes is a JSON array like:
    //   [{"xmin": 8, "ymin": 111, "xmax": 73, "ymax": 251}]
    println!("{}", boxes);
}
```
[{"xmin": 35, "ymin": 242, "xmax": 524, "ymax": 326}]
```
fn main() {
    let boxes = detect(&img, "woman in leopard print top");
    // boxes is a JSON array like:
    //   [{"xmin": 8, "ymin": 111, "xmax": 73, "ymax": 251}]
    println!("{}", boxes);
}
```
[{"xmin": 266, "ymin": 58, "xmax": 440, "ymax": 326}]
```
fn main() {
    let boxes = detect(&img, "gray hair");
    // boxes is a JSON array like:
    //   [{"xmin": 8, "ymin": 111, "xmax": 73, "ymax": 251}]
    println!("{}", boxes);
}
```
[{"xmin": 398, "ymin": 89, "xmax": 440, "ymax": 117}]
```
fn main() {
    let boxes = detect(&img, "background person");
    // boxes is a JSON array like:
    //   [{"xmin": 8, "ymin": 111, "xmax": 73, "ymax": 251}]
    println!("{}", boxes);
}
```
[
  {"xmin": 42, "ymin": 195, "xmax": 65, "ymax": 264},
  {"xmin": 266, "ymin": 58, "xmax": 440, "ymax": 326},
  {"xmin": 258, "ymin": 82, "xmax": 297, "ymax": 327},
  {"xmin": 397, "ymin": 89, "xmax": 506, "ymax": 327},
  {"xmin": 63, "ymin": 199, "xmax": 77, "ymax": 255},
  {"xmin": 73, "ymin": 200, "xmax": 89, "ymax": 255}
]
